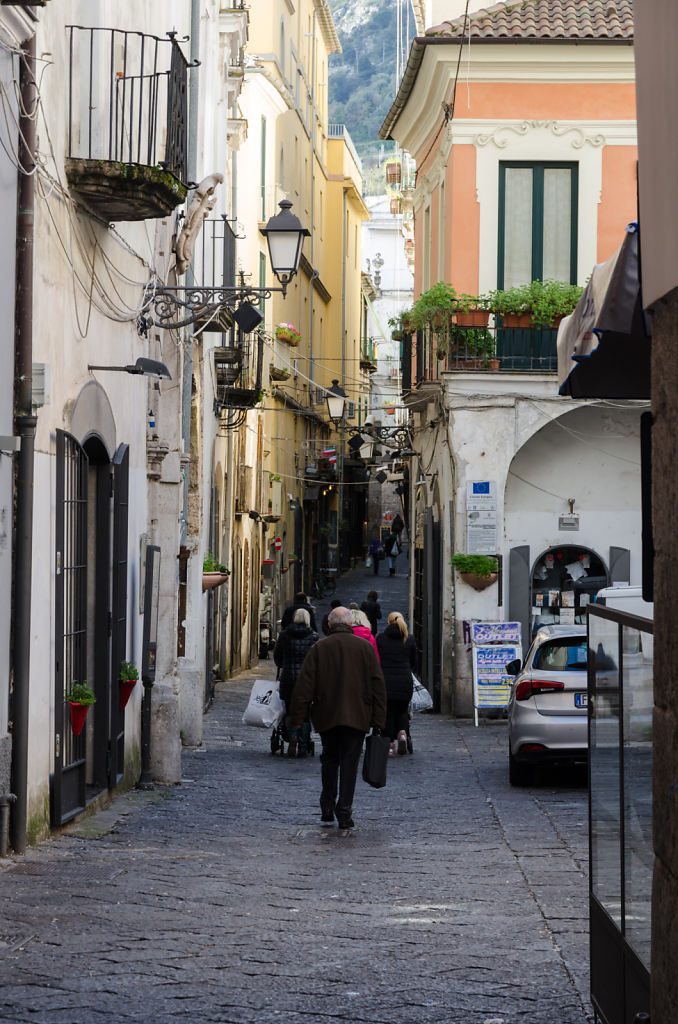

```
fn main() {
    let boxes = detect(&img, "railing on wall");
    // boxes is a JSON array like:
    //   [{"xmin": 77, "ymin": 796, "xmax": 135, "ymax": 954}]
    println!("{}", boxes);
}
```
[
  {"xmin": 408, "ymin": 323, "xmax": 560, "ymax": 385},
  {"xmin": 66, "ymin": 25, "xmax": 190, "ymax": 182}
]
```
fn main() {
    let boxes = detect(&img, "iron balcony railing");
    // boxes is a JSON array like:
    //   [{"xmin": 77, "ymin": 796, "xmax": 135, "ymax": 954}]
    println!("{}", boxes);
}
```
[
  {"xmin": 193, "ymin": 216, "xmax": 237, "ymax": 290},
  {"xmin": 405, "ymin": 322, "xmax": 560, "ymax": 386},
  {"xmin": 67, "ymin": 25, "xmax": 192, "ymax": 183}
]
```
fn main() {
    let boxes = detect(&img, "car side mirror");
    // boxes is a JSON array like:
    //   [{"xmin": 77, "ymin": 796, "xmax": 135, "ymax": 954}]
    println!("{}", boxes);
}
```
[{"xmin": 505, "ymin": 659, "xmax": 522, "ymax": 675}]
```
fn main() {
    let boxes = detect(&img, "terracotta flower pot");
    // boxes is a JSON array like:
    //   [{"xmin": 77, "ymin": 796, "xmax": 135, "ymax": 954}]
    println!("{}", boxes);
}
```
[
  {"xmin": 69, "ymin": 701, "xmax": 89, "ymax": 737},
  {"xmin": 202, "ymin": 572, "xmax": 229, "ymax": 592},
  {"xmin": 460, "ymin": 571, "xmax": 498, "ymax": 591},
  {"xmin": 502, "ymin": 312, "xmax": 532, "ymax": 328},
  {"xmin": 456, "ymin": 309, "xmax": 490, "ymax": 327},
  {"xmin": 119, "ymin": 679, "xmax": 137, "ymax": 710}
]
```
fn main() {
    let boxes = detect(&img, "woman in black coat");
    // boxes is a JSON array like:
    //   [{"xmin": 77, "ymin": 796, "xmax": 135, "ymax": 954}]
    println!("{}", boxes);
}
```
[
  {"xmin": 274, "ymin": 608, "xmax": 318, "ymax": 755},
  {"xmin": 376, "ymin": 612, "xmax": 417, "ymax": 755}
]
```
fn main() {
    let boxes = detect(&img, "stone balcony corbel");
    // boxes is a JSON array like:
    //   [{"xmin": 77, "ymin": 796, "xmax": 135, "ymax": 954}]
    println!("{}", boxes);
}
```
[{"xmin": 147, "ymin": 439, "xmax": 170, "ymax": 481}]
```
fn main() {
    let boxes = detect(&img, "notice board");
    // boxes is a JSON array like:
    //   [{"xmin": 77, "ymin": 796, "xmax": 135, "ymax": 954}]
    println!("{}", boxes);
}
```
[{"xmin": 471, "ymin": 621, "xmax": 522, "ymax": 726}]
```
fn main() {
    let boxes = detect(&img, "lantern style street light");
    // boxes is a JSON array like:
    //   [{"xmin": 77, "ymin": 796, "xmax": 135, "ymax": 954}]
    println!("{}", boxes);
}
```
[
  {"xmin": 141, "ymin": 199, "xmax": 310, "ymax": 330},
  {"xmin": 325, "ymin": 379, "xmax": 347, "ymax": 425},
  {"xmin": 261, "ymin": 199, "xmax": 311, "ymax": 297}
]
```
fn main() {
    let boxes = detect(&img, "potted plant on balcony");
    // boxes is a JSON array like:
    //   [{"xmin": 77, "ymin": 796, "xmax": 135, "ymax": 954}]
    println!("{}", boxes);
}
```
[
  {"xmin": 202, "ymin": 552, "xmax": 230, "ymax": 592},
  {"xmin": 451, "ymin": 553, "xmax": 498, "ymax": 591},
  {"xmin": 119, "ymin": 660, "xmax": 139, "ymax": 710},
  {"xmin": 528, "ymin": 279, "xmax": 584, "ymax": 327},
  {"xmin": 65, "ymin": 681, "xmax": 96, "ymax": 737},
  {"xmin": 275, "ymin": 321, "xmax": 301, "ymax": 346},
  {"xmin": 488, "ymin": 284, "xmax": 533, "ymax": 326},
  {"xmin": 454, "ymin": 292, "xmax": 491, "ymax": 328},
  {"xmin": 410, "ymin": 282, "xmax": 457, "ymax": 334},
  {"xmin": 446, "ymin": 326, "xmax": 495, "ymax": 366}
]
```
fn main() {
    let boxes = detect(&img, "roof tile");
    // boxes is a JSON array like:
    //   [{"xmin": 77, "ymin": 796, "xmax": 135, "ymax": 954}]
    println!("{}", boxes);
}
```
[{"xmin": 426, "ymin": 0, "xmax": 633, "ymax": 41}]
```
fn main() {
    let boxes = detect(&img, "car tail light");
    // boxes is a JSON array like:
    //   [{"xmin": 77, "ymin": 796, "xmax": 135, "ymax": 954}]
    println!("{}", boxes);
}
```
[
  {"xmin": 520, "ymin": 744, "xmax": 546, "ymax": 752},
  {"xmin": 515, "ymin": 679, "xmax": 565, "ymax": 701}
]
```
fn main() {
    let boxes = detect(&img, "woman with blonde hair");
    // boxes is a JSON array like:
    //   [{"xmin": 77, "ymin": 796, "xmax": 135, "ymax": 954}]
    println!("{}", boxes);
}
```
[
  {"xmin": 350, "ymin": 608, "xmax": 380, "ymax": 661},
  {"xmin": 377, "ymin": 611, "xmax": 417, "ymax": 754}
]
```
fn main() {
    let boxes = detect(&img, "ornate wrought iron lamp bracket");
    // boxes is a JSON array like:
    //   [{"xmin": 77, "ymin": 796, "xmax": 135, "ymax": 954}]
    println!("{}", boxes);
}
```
[{"xmin": 138, "ymin": 281, "xmax": 284, "ymax": 333}]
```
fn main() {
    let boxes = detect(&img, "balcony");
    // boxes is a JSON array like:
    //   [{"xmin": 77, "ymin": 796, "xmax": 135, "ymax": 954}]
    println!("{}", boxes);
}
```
[
  {"xmin": 404, "ymin": 322, "xmax": 559, "ymax": 389},
  {"xmin": 360, "ymin": 338, "xmax": 378, "ymax": 372},
  {"xmin": 65, "ymin": 27, "xmax": 191, "ymax": 221},
  {"xmin": 214, "ymin": 329, "xmax": 263, "ymax": 413}
]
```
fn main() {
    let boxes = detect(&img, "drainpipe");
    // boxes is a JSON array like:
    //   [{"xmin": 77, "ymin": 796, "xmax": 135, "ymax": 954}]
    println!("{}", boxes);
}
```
[
  {"xmin": 338, "ymin": 186, "xmax": 348, "ymax": 568},
  {"xmin": 10, "ymin": 33, "xmax": 37, "ymax": 855},
  {"xmin": 181, "ymin": 0, "xmax": 201, "ymax": 547},
  {"xmin": 307, "ymin": 9, "xmax": 318, "ymax": 379}
]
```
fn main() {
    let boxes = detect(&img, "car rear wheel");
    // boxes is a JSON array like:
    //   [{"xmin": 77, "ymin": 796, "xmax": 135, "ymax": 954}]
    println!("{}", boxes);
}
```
[{"xmin": 509, "ymin": 746, "xmax": 532, "ymax": 787}]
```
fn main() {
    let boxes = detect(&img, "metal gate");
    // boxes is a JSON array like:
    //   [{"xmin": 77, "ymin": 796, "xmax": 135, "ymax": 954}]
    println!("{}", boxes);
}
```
[{"xmin": 53, "ymin": 430, "xmax": 89, "ymax": 824}]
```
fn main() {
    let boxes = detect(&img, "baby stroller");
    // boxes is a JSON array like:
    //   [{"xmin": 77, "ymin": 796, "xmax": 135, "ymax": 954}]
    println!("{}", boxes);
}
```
[{"xmin": 270, "ymin": 715, "xmax": 315, "ymax": 757}]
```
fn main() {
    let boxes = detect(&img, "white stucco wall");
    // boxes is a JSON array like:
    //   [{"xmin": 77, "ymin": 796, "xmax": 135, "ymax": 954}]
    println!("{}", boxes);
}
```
[{"xmin": 445, "ymin": 377, "xmax": 645, "ymax": 713}]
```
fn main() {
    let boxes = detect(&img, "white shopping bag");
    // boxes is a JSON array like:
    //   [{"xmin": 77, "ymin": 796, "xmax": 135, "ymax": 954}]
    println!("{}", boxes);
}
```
[
  {"xmin": 242, "ymin": 679, "xmax": 285, "ymax": 728},
  {"xmin": 410, "ymin": 675, "xmax": 433, "ymax": 713}
]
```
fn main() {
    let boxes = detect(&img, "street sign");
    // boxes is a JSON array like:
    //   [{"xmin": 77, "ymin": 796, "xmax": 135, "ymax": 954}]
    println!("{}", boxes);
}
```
[{"xmin": 274, "ymin": 537, "xmax": 282, "ymax": 551}]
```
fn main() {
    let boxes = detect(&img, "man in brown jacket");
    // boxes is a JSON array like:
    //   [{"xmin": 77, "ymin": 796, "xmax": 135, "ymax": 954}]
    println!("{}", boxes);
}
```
[{"xmin": 289, "ymin": 606, "xmax": 387, "ymax": 829}]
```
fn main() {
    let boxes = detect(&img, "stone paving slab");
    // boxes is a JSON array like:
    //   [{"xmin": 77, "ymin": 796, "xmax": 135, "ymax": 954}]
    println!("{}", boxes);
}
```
[{"xmin": 0, "ymin": 572, "xmax": 592, "ymax": 1023}]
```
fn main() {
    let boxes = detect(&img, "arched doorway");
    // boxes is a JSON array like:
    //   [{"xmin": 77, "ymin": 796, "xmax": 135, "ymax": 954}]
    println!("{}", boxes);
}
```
[{"xmin": 530, "ymin": 544, "xmax": 608, "ymax": 639}]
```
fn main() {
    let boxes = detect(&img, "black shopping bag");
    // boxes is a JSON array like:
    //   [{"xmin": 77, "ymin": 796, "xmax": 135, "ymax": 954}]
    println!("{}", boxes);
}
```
[{"xmin": 362, "ymin": 731, "xmax": 390, "ymax": 788}]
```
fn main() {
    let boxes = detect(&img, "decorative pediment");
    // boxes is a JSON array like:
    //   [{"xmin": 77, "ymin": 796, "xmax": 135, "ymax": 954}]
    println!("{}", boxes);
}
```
[{"xmin": 475, "ymin": 121, "xmax": 605, "ymax": 150}]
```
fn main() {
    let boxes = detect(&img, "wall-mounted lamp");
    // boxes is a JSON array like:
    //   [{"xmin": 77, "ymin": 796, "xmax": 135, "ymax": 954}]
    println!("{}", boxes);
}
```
[
  {"xmin": 260, "ymin": 199, "xmax": 311, "ymax": 297},
  {"xmin": 248, "ymin": 510, "xmax": 263, "ymax": 522},
  {"xmin": 88, "ymin": 357, "xmax": 172, "ymax": 380}
]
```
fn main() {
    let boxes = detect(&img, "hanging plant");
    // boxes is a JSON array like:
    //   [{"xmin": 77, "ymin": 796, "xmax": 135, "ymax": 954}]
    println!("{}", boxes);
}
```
[
  {"xmin": 275, "ymin": 322, "xmax": 301, "ymax": 346},
  {"xmin": 119, "ymin": 660, "xmax": 139, "ymax": 709},
  {"xmin": 65, "ymin": 681, "xmax": 96, "ymax": 736},
  {"xmin": 451, "ymin": 553, "xmax": 499, "ymax": 591}
]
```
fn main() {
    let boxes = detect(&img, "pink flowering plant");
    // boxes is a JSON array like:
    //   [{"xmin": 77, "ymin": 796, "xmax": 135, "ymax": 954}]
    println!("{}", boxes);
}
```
[{"xmin": 275, "ymin": 321, "xmax": 301, "ymax": 346}]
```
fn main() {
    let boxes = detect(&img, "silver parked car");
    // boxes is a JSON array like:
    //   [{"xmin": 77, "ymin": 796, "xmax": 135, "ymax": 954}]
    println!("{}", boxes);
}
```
[{"xmin": 506, "ymin": 624, "xmax": 588, "ymax": 786}]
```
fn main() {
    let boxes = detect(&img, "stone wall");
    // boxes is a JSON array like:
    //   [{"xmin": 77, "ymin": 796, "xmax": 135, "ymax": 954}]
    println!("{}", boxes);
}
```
[{"xmin": 650, "ymin": 293, "xmax": 678, "ymax": 1023}]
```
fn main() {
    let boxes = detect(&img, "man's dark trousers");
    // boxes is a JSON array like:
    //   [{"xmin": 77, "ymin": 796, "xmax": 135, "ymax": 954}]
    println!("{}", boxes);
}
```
[{"xmin": 320, "ymin": 726, "xmax": 365, "ymax": 823}]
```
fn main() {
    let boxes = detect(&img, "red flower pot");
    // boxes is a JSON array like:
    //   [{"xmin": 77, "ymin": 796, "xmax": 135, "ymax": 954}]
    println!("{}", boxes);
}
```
[
  {"xmin": 119, "ymin": 679, "xmax": 137, "ymax": 710},
  {"xmin": 69, "ymin": 701, "xmax": 89, "ymax": 737}
]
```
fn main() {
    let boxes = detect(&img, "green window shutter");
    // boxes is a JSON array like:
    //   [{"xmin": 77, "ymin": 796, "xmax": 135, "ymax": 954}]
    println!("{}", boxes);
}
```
[
  {"xmin": 498, "ymin": 162, "xmax": 578, "ymax": 288},
  {"xmin": 260, "ymin": 117, "xmax": 267, "ymax": 221}
]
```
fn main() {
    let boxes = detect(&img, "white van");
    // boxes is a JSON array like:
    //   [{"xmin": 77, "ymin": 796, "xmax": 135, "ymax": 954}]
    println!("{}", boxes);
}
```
[{"xmin": 593, "ymin": 585, "xmax": 653, "ymax": 619}]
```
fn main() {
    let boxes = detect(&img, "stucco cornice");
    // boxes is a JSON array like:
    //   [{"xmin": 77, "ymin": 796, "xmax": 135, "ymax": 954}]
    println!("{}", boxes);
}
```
[{"xmin": 382, "ymin": 40, "xmax": 636, "ymax": 151}]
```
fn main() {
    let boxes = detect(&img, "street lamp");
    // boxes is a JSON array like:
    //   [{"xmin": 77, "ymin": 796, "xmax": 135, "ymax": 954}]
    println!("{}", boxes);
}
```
[
  {"xmin": 325, "ymin": 379, "xmax": 347, "ymax": 425},
  {"xmin": 260, "ymin": 199, "xmax": 311, "ymax": 298}
]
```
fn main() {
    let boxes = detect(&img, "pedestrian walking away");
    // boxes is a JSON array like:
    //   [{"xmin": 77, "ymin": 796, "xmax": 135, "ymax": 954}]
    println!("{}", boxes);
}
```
[
  {"xmin": 391, "ymin": 512, "xmax": 404, "ymax": 539},
  {"xmin": 377, "ymin": 611, "xmax": 417, "ymax": 756},
  {"xmin": 273, "ymin": 608, "xmax": 319, "ymax": 756},
  {"xmin": 350, "ymin": 608, "xmax": 380, "ymax": 661},
  {"xmin": 281, "ymin": 591, "xmax": 318, "ymax": 632},
  {"xmin": 289, "ymin": 606, "xmax": 386, "ymax": 829},
  {"xmin": 368, "ymin": 534, "xmax": 383, "ymax": 575},
  {"xmin": 383, "ymin": 531, "xmax": 401, "ymax": 576},
  {"xmin": 321, "ymin": 597, "xmax": 342, "ymax": 636},
  {"xmin": 360, "ymin": 589, "xmax": 382, "ymax": 635}
]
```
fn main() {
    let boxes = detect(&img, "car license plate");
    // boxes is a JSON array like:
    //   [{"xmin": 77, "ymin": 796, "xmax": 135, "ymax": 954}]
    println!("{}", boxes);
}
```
[{"xmin": 574, "ymin": 692, "xmax": 588, "ymax": 709}]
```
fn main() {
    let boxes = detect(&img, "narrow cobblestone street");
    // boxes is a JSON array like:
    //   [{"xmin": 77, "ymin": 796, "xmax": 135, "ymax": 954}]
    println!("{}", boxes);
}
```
[{"xmin": 0, "ymin": 564, "xmax": 591, "ymax": 1024}]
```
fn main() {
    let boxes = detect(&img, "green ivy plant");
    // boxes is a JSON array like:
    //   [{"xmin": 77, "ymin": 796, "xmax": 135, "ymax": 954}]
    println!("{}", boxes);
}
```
[
  {"xmin": 451, "ymin": 553, "xmax": 498, "ymax": 577},
  {"xmin": 119, "ymin": 660, "xmax": 138, "ymax": 682},
  {"xmin": 65, "ymin": 681, "xmax": 97, "ymax": 705}
]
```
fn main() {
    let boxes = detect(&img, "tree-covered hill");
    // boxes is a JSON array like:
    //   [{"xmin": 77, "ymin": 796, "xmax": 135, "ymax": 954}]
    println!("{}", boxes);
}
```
[{"xmin": 327, "ymin": 0, "xmax": 414, "ymax": 173}]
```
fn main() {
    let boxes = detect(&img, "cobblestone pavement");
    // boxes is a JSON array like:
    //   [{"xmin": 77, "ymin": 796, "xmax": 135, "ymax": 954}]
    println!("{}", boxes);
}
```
[{"xmin": 0, "ymin": 564, "xmax": 591, "ymax": 1024}]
